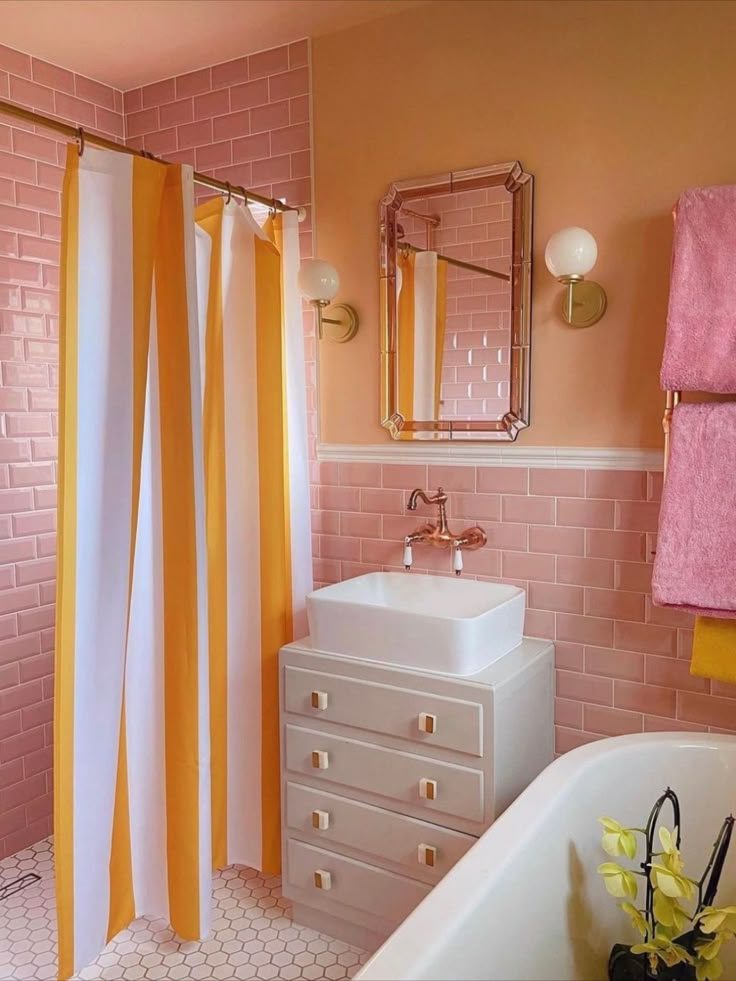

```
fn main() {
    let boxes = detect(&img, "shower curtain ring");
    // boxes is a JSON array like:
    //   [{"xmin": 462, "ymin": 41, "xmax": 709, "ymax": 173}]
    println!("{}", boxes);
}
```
[
  {"xmin": 75, "ymin": 126, "xmax": 85, "ymax": 157},
  {"xmin": 235, "ymin": 186, "xmax": 248, "ymax": 207},
  {"xmin": 225, "ymin": 181, "xmax": 232, "ymax": 204}
]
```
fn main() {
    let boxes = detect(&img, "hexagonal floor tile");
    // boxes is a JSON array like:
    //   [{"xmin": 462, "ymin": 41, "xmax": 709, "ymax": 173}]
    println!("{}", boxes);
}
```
[{"xmin": 0, "ymin": 837, "xmax": 370, "ymax": 980}]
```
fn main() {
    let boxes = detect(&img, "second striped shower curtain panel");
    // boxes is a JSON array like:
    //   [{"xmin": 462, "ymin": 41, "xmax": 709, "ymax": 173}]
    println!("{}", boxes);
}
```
[{"xmin": 54, "ymin": 146, "xmax": 312, "ymax": 979}]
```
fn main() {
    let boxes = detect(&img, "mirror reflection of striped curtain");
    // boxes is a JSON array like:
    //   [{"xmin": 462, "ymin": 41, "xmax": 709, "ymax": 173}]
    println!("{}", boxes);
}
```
[
  {"xmin": 397, "ymin": 249, "xmax": 448, "ymax": 423},
  {"xmin": 55, "ymin": 146, "xmax": 312, "ymax": 979}
]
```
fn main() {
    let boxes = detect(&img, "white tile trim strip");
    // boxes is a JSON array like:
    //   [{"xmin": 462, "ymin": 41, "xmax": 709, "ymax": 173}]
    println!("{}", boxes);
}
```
[{"xmin": 317, "ymin": 443, "xmax": 664, "ymax": 471}]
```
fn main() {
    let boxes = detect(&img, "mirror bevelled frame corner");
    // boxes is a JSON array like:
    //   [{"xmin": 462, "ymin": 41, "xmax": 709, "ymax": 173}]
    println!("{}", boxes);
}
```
[{"xmin": 380, "ymin": 161, "xmax": 533, "ymax": 441}]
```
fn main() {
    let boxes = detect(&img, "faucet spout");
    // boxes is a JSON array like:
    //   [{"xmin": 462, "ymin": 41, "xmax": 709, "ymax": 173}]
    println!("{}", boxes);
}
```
[
  {"xmin": 407, "ymin": 487, "xmax": 447, "ymax": 511},
  {"xmin": 407, "ymin": 488, "xmax": 429, "ymax": 511}
]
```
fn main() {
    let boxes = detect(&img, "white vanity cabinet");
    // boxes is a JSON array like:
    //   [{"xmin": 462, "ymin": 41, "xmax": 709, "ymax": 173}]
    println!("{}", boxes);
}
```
[{"xmin": 279, "ymin": 637, "xmax": 554, "ymax": 950}]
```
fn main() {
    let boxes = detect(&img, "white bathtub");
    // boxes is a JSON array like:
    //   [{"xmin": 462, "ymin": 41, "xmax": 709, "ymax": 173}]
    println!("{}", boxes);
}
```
[{"xmin": 356, "ymin": 733, "xmax": 736, "ymax": 981}]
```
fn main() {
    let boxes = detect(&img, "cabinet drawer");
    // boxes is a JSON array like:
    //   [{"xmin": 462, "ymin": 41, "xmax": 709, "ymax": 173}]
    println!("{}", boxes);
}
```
[
  {"xmin": 286, "ymin": 838, "xmax": 431, "ymax": 924},
  {"xmin": 286, "ymin": 781, "xmax": 475, "ymax": 882},
  {"xmin": 285, "ymin": 724, "xmax": 485, "ymax": 823},
  {"xmin": 283, "ymin": 665, "xmax": 483, "ymax": 757}
]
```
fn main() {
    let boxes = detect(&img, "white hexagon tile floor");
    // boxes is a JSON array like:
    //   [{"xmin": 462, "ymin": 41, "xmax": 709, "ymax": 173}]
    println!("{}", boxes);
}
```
[{"xmin": 0, "ymin": 839, "xmax": 369, "ymax": 981}]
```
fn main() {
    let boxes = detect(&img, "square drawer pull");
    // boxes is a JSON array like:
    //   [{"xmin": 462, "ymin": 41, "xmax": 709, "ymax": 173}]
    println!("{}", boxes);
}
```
[
  {"xmin": 311, "ymin": 750, "xmax": 329, "ymax": 770},
  {"xmin": 419, "ymin": 777, "xmax": 437, "ymax": 801},
  {"xmin": 312, "ymin": 809, "xmax": 330, "ymax": 830},
  {"xmin": 313, "ymin": 869, "xmax": 332, "ymax": 890},
  {"xmin": 311, "ymin": 690, "xmax": 328, "ymax": 710},
  {"xmin": 418, "ymin": 712, "xmax": 436, "ymax": 734},
  {"xmin": 417, "ymin": 843, "xmax": 437, "ymax": 867}
]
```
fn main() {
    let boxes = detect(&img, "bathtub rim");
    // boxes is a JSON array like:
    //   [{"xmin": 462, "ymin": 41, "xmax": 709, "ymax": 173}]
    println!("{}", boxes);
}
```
[{"xmin": 355, "ymin": 731, "xmax": 736, "ymax": 981}]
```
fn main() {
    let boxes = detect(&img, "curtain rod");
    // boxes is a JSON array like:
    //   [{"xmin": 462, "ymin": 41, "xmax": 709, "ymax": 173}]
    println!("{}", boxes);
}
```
[
  {"xmin": 398, "ymin": 241, "xmax": 510, "ymax": 282},
  {"xmin": 399, "ymin": 206, "xmax": 441, "ymax": 227},
  {"xmin": 0, "ymin": 97, "xmax": 306, "ymax": 221}
]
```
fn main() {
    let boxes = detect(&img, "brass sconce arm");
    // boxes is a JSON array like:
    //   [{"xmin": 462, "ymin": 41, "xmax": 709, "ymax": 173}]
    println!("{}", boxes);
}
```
[
  {"xmin": 311, "ymin": 299, "xmax": 360, "ymax": 342},
  {"xmin": 556, "ymin": 274, "xmax": 607, "ymax": 329}
]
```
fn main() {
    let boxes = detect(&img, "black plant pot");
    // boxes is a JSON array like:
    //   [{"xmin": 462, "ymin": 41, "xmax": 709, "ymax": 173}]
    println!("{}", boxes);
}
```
[{"xmin": 608, "ymin": 944, "xmax": 696, "ymax": 981}]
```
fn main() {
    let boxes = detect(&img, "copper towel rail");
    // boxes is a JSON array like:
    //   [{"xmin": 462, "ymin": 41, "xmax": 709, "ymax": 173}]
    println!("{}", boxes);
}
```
[{"xmin": 662, "ymin": 389, "xmax": 682, "ymax": 478}]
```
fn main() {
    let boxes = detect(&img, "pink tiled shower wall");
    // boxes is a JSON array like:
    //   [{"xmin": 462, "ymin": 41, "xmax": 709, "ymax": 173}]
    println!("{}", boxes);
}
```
[
  {"xmin": 310, "ymin": 462, "xmax": 736, "ymax": 750},
  {"xmin": 0, "ymin": 39, "xmax": 314, "ymax": 859},
  {"xmin": 0, "ymin": 44, "xmax": 125, "ymax": 860},
  {"xmin": 122, "ymin": 39, "xmax": 313, "ymax": 264},
  {"xmin": 122, "ymin": 38, "xmax": 317, "ymax": 456}
]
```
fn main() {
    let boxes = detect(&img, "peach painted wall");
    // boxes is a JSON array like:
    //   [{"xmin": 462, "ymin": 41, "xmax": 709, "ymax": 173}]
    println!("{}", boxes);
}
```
[
  {"xmin": 0, "ymin": 39, "xmax": 314, "ymax": 860},
  {"xmin": 0, "ymin": 43, "xmax": 125, "ymax": 859},
  {"xmin": 309, "ymin": 2, "xmax": 736, "ymax": 757},
  {"xmin": 312, "ymin": 0, "xmax": 736, "ymax": 447}
]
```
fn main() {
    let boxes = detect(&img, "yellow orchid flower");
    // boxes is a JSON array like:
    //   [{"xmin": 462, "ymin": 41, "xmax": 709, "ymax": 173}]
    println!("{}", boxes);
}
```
[
  {"xmin": 633, "ymin": 934, "xmax": 694, "ymax": 970},
  {"xmin": 631, "ymin": 940, "xmax": 660, "ymax": 976},
  {"xmin": 653, "ymin": 887, "xmax": 690, "ymax": 934},
  {"xmin": 599, "ymin": 817, "xmax": 638, "ymax": 860},
  {"xmin": 598, "ymin": 811, "xmax": 736, "ymax": 980},
  {"xmin": 649, "ymin": 862, "xmax": 696, "ymax": 900},
  {"xmin": 661, "ymin": 943, "xmax": 693, "ymax": 968},
  {"xmin": 620, "ymin": 901, "xmax": 648, "ymax": 937},
  {"xmin": 658, "ymin": 826, "xmax": 685, "ymax": 874},
  {"xmin": 599, "ymin": 862, "xmax": 638, "ymax": 899},
  {"xmin": 695, "ymin": 955, "xmax": 724, "ymax": 981},
  {"xmin": 696, "ymin": 934, "xmax": 724, "ymax": 962},
  {"xmin": 696, "ymin": 906, "xmax": 736, "ymax": 935},
  {"xmin": 643, "ymin": 951, "xmax": 660, "ymax": 974}
]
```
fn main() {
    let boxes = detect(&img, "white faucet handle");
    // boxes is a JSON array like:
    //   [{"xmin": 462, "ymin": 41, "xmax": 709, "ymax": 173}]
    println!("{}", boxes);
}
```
[
  {"xmin": 404, "ymin": 538, "xmax": 413, "ymax": 570},
  {"xmin": 453, "ymin": 544, "xmax": 463, "ymax": 574}
]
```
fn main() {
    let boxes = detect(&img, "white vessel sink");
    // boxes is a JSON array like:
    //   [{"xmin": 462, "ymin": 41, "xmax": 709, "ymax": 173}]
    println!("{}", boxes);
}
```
[{"xmin": 306, "ymin": 572, "xmax": 525, "ymax": 676}]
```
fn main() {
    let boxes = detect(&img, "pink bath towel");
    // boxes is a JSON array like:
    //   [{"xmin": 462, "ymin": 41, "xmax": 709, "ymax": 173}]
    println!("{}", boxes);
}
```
[
  {"xmin": 660, "ymin": 185, "xmax": 736, "ymax": 393},
  {"xmin": 652, "ymin": 402, "xmax": 736, "ymax": 617}
]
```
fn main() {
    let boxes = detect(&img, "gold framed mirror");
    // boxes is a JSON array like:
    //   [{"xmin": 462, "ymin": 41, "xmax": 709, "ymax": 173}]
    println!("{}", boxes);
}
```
[{"xmin": 380, "ymin": 161, "xmax": 533, "ymax": 440}]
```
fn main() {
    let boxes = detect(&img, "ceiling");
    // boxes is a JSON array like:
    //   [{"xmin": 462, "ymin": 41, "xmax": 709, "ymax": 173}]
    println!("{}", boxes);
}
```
[{"xmin": 1, "ymin": 0, "xmax": 427, "ymax": 90}]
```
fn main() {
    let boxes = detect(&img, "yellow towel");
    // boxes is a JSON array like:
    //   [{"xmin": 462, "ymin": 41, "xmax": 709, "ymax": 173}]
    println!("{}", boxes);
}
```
[{"xmin": 691, "ymin": 616, "xmax": 736, "ymax": 684}]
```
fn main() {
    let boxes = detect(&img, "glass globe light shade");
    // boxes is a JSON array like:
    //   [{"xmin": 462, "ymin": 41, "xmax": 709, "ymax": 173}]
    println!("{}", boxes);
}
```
[
  {"xmin": 544, "ymin": 227, "xmax": 598, "ymax": 278},
  {"xmin": 297, "ymin": 259, "xmax": 339, "ymax": 302}
]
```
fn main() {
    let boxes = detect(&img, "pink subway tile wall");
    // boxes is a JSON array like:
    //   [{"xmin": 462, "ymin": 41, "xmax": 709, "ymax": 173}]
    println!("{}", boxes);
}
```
[
  {"xmin": 0, "ymin": 44, "xmax": 125, "ymax": 859},
  {"xmin": 0, "ymin": 39, "xmax": 314, "ymax": 859},
  {"xmin": 400, "ymin": 187, "xmax": 512, "ymax": 421},
  {"xmin": 126, "ymin": 40, "xmax": 317, "ymax": 450},
  {"xmin": 124, "ymin": 40, "xmax": 312, "ymax": 257},
  {"xmin": 311, "ymin": 462, "xmax": 736, "ymax": 750}
]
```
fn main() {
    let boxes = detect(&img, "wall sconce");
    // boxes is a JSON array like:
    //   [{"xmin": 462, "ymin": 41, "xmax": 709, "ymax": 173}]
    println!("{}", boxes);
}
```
[
  {"xmin": 297, "ymin": 259, "xmax": 359, "ymax": 342},
  {"xmin": 545, "ymin": 226, "xmax": 607, "ymax": 328}
]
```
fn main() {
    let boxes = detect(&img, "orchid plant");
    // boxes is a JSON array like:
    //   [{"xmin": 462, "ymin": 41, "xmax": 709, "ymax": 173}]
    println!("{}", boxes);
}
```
[{"xmin": 598, "ymin": 789, "xmax": 735, "ymax": 981}]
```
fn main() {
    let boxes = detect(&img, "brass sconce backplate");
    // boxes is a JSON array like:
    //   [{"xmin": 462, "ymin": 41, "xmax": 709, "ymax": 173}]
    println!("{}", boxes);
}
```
[
  {"xmin": 321, "ymin": 302, "xmax": 359, "ymax": 343},
  {"xmin": 561, "ymin": 279, "xmax": 607, "ymax": 328}
]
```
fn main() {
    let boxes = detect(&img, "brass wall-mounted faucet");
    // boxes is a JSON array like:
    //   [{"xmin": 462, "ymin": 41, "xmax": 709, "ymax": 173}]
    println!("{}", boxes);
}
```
[{"xmin": 404, "ymin": 487, "xmax": 486, "ymax": 575}]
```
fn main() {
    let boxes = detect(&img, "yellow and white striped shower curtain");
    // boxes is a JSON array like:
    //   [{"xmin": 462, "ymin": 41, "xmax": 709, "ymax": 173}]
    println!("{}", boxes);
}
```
[
  {"xmin": 397, "ymin": 249, "xmax": 448, "ymax": 423},
  {"xmin": 194, "ymin": 198, "xmax": 311, "ymax": 873},
  {"xmin": 55, "ymin": 147, "xmax": 312, "ymax": 979}
]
